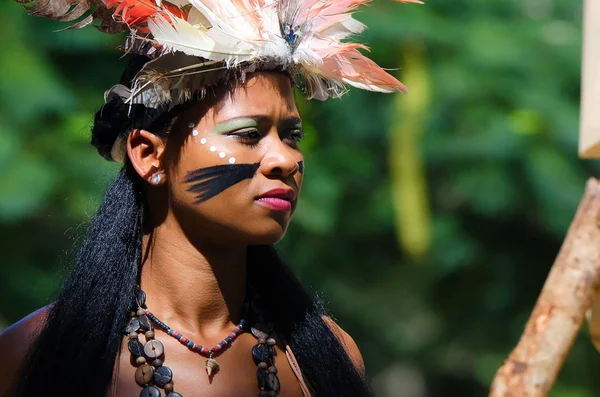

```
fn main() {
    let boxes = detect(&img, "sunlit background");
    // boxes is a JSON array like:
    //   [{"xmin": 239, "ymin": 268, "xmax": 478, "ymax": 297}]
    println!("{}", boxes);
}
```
[{"xmin": 0, "ymin": 0, "xmax": 596, "ymax": 396}]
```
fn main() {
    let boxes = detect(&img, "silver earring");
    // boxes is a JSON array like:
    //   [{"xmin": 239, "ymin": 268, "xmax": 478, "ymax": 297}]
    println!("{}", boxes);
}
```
[{"xmin": 152, "ymin": 174, "xmax": 162, "ymax": 185}]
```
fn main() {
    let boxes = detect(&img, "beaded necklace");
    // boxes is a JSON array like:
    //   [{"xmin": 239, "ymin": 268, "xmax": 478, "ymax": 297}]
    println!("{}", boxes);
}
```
[
  {"xmin": 146, "ymin": 309, "xmax": 245, "ymax": 376},
  {"xmin": 124, "ymin": 289, "xmax": 281, "ymax": 397}
]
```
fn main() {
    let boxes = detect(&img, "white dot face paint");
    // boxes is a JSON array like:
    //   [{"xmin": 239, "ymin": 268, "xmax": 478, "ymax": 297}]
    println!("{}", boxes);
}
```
[{"xmin": 198, "ymin": 119, "xmax": 256, "ymax": 165}]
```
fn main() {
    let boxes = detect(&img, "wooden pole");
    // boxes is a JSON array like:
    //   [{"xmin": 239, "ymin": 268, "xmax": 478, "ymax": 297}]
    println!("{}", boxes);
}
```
[
  {"xmin": 579, "ymin": 0, "xmax": 600, "ymax": 158},
  {"xmin": 489, "ymin": 178, "xmax": 600, "ymax": 397}
]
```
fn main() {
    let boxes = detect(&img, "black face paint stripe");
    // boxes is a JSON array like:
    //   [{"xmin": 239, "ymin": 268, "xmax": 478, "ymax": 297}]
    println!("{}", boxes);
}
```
[
  {"xmin": 185, "ymin": 163, "xmax": 260, "ymax": 204},
  {"xmin": 184, "ymin": 161, "xmax": 304, "ymax": 204}
]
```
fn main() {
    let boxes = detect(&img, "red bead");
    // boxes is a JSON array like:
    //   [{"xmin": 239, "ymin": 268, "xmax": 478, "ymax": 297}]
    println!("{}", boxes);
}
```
[
  {"xmin": 145, "ymin": 310, "xmax": 150, "ymax": 315},
  {"xmin": 213, "ymin": 345, "xmax": 222, "ymax": 351},
  {"xmin": 201, "ymin": 348, "xmax": 210, "ymax": 355},
  {"xmin": 234, "ymin": 327, "xmax": 240, "ymax": 332},
  {"xmin": 173, "ymin": 332, "xmax": 180, "ymax": 338},
  {"xmin": 228, "ymin": 333, "xmax": 235, "ymax": 339},
  {"xmin": 181, "ymin": 337, "xmax": 188, "ymax": 344},
  {"xmin": 193, "ymin": 344, "xmax": 199, "ymax": 350}
]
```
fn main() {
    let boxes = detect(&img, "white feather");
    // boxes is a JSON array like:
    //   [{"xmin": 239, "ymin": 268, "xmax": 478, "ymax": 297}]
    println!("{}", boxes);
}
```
[
  {"xmin": 318, "ymin": 16, "xmax": 366, "ymax": 40},
  {"xmin": 341, "ymin": 78, "xmax": 398, "ymax": 93},
  {"xmin": 292, "ymin": 47, "xmax": 322, "ymax": 69},
  {"xmin": 149, "ymin": 14, "xmax": 254, "ymax": 63},
  {"xmin": 161, "ymin": 0, "xmax": 189, "ymax": 6},
  {"xmin": 184, "ymin": 0, "xmax": 287, "ymax": 62},
  {"xmin": 188, "ymin": 0, "xmax": 257, "ymax": 40}
]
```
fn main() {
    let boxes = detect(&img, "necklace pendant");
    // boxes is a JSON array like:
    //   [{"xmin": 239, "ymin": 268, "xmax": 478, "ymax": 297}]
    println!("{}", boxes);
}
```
[{"xmin": 206, "ymin": 358, "xmax": 219, "ymax": 377}]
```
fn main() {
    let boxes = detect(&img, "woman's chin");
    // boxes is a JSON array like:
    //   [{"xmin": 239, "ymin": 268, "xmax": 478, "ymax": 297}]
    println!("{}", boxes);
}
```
[{"xmin": 245, "ymin": 221, "xmax": 290, "ymax": 245}]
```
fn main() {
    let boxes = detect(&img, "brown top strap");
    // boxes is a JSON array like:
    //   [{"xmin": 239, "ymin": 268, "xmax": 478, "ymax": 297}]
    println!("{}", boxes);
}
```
[{"xmin": 285, "ymin": 345, "xmax": 313, "ymax": 397}]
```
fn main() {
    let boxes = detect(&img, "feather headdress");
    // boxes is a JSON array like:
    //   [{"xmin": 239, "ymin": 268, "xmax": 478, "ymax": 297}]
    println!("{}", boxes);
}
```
[{"xmin": 17, "ymin": 0, "xmax": 421, "ymax": 106}]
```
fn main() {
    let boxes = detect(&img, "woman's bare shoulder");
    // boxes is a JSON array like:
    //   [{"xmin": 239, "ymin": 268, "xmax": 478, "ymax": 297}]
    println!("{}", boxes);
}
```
[
  {"xmin": 0, "ymin": 305, "xmax": 50, "ymax": 344},
  {"xmin": 321, "ymin": 315, "xmax": 366, "ymax": 376},
  {"xmin": 0, "ymin": 305, "xmax": 51, "ymax": 396}
]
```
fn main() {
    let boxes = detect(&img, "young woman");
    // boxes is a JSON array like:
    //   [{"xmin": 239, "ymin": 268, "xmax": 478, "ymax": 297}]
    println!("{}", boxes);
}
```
[{"xmin": 0, "ymin": 0, "xmax": 417, "ymax": 396}]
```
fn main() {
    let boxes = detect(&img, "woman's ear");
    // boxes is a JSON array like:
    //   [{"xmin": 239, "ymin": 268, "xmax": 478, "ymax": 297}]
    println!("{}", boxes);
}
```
[{"xmin": 127, "ymin": 129, "xmax": 167, "ymax": 185}]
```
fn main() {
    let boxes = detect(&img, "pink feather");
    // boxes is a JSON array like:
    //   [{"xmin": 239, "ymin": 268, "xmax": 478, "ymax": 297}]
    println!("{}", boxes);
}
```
[
  {"xmin": 318, "ymin": 43, "xmax": 408, "ymax": 94},
  {"xmin": 299, "ymin": 0, "xmax": 369, "ymax": 23}
]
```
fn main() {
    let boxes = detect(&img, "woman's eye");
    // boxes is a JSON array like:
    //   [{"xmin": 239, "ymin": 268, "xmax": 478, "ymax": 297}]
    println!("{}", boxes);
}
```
[
  {"xmin": 286, "ymin": 129, "xmax": 306, "ymax": 144},
  {"xmin": 231, "ymin": 129, "xmax": 262, "ymax": 142}
]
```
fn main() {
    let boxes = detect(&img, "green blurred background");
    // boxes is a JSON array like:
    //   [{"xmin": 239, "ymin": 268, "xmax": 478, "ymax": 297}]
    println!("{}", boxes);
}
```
[{"xmin": 0, "ymin": 0, "xmax": 596, "ymax": 396}]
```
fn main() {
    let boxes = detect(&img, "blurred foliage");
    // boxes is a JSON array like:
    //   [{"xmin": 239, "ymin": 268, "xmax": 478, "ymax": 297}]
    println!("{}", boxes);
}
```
[{"xmin": 0, "ymin": 0, "xmax": 597, "ymax": 396}]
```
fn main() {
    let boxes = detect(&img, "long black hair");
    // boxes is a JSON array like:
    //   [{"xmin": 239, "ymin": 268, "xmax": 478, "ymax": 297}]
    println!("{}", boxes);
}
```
[{"xmin": 13, "ymin": 56, "xmax": 374, "ymax": 397}]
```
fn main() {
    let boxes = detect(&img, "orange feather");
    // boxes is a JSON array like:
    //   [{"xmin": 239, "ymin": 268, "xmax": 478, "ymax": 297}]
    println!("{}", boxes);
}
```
[{"xmin": 102, "ymin": 0, "xmax": 186, "ymax": 33}]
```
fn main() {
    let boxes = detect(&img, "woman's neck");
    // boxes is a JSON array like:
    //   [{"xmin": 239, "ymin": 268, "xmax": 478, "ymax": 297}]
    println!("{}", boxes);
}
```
[{"xmin": 139, "ymin": 215, "xmax": 247, "ymax": 339}]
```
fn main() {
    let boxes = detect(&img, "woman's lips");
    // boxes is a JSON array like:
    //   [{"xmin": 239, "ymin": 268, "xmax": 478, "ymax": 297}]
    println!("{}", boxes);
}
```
[
  {"xmin": 256, "ymin": 197, "xmax": 292, "ymax": 211},
  {"xmin": 255, "ymin": 188, "xmax": 295, "ymax": 211}
]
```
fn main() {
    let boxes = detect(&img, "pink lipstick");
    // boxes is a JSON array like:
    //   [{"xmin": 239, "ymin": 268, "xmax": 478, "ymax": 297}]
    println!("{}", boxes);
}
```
[{"xmin": 256, "ymin": 188, "xmax": 295, "ymax": 211}]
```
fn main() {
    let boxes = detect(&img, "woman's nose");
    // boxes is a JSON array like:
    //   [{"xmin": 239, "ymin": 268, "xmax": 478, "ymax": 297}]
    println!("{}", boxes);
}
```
[{"xmin": 258, "ymin": 139, "xmax": 299, "ymax": 178}]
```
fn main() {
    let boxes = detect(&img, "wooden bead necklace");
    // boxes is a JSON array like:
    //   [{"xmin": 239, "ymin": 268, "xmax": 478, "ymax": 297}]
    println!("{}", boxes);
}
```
[{"xmin": 124, "ymin": 289, "xmax": 281, "ymax": 397}]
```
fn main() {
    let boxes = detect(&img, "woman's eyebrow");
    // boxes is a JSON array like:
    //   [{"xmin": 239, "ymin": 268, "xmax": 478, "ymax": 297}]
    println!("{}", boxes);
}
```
[
  {"xmin": 218, "ymin": 115, "xmax": 268, "ymax": 124},
  {"xmin": 214, "ymin": 115, "xmax": 302, "ymax": 130},
  {"xmin": 279, "ymin": 116, "xmax": 302, "ymax": 128}
]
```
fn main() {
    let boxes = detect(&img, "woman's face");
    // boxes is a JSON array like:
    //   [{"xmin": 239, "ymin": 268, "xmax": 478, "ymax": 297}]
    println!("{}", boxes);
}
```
[{"xmin": 163, "ymin": 72, "xmax": 304, "ymax": 245}]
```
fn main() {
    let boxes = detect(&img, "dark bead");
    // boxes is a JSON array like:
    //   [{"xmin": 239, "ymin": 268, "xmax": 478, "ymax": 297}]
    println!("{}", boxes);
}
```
[
  {"xmin": 252, "ymin": 344, "xmax": 272, "ymax": 365},
  {"xmin": 140, "ymin": 386, "xmax": 161, "ymax": 397},
  {"xmin": 136, "ymin": 289, "xmax": 147, "ymax": 308},
  {"xmin": 256, "ymin": 368, "xmax": 267, "ymax": 389},
  {"xmin": 257, "ymin": 362, "xmax": 268, "ymax": 370},
  {"xmin": 125, "ymin": 318, "xmax": 141, "ymax": 333},
  {"xmin": 259, "ymin": 391, "xmax": 276, "ymax": 397},
  {"xmin": 128, "ymin": 339, "xmax": 145, "ymax": 357},
  {"xmin": 266, "ymin": 338, "xmax": 276, "ymax": 346},
  {"xmin": 164, "ymin": 382, "xmax": 174, "ymax": 392},
  {"xmin": 266, "ymin": 373, "xmax": 280, "ymax": 393},
  {"xmin": 252, "ymin": 322, "xmax": 273, "ymax": 336},
  {"xmin": 138, "ymin": 315, "xmax": 153, "ymax": 331},
  {"xmin": 166, "ymin": 393, "xmax": 183, "ymax": 397},
  {"xmin": 135, "ymin": 364, "xmax": 154, "ymax": 386},
  {"xmin": 152, "ymin": 359, "xmax": 164, "ymax": 367},
  {"xmin": 258, "ymin": 337, "xmax": 267, "ymax": 345},
  {"xmin": 153, "ymin": 365, "xmax": 173, "ymax": 387},
  {"xmin": 268, "ymin": 366, "xmax": 278, "ymax": 374},
  {"xmin": 144, "ymin": 340, "xmax": 164, "ymax": 358}
]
